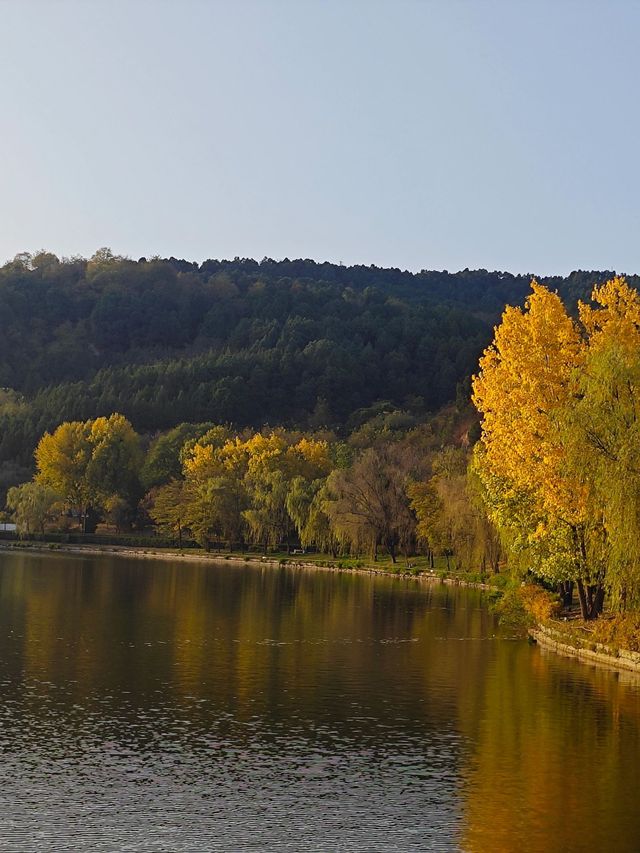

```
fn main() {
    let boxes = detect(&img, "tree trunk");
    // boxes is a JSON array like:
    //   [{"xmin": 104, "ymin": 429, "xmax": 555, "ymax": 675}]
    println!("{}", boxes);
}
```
[
  {"xmin": 492, "ymin": 547, "xmax": 501, "ymax": 573},
  {"xmin": 558, "ymin": 580, "xmax": 573, "ymax": 608},
  {"xmin": 592, "ymin": 583, "xmax": 605, "ymax": 617},
  {"xmin": 576, "ymin": 579, "xmax": 589, "ymax": 619},
  {"xmin": 576, "ymin": 579, "xmax": 604, "ymax": 620}
]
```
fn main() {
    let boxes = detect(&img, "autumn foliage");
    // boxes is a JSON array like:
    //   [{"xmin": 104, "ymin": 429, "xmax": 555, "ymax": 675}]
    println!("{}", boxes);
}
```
[{"xmin": 473, "ymin": 276, "xmax": 640, "ymax": 619}]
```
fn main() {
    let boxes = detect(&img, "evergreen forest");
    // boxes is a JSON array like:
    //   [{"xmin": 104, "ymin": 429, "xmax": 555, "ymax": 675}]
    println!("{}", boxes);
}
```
[{"xmin": 0, "ymin": 249, "xmax": 623, "ymax": 479}]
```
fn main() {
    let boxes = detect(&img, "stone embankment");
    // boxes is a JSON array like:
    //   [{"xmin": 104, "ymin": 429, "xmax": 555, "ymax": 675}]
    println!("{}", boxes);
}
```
[{"xmin": 530, "ymin": 622, "xmax": 640, "ymax": 674}]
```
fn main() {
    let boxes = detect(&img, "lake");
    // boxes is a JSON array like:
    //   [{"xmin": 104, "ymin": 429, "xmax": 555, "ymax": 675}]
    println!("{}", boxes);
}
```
[{"xmin": 0, "ymin": 550, "xmax": 639, "ymax": 851}]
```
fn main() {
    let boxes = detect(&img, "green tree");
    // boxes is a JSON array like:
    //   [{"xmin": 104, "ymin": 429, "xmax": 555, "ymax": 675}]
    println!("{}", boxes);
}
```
[
  {"xmin": 243, "ymin": 468, "xmax": 292, "ymax": 552},
  {"xmin": 141, "ymin": 422, "xmax": 214, "ymax": 489},
  {"xmin": 87, "ymin": 414, "xmax": 143, "ymax": 507},
  {"xmin": 6, "ymin": 482, "xmax": 61, "ymax": 535},
  {"xmin": 149, "ymin": 480, "xmax": 187, "ymax": 546}
]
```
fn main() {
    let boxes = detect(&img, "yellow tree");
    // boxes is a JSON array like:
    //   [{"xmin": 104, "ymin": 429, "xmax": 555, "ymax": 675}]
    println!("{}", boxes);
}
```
[
  {"xmin": 86, "ymin": 414, "xmax": 143, "ymax": 506},
  {"xmin": 181, "ymin": 433, "xmax": 249, "ymax": 549},
  {"xmin": 242, "ymin": 433, "xmax": 323, "ymax": 552},
  {"xmin": 35, "ymin": 421, "xmax": 93, "ymax": 513},
  {"xmin": 35, "ymin": 414, "xmax": 142, "ymax": 532},
  {"xmin": 471, "ymin": 282, "xmax": 603, "ymax": 617}
]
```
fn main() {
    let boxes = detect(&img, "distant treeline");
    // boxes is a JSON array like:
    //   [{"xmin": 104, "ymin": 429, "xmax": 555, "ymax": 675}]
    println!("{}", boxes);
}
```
[
  {"xmin": 0, "ymin": 249, "xmax": 630, "ymax": 478},
  {"xmin": 7, "ymin": 406, "xmax": 498, "ymax": 574}
]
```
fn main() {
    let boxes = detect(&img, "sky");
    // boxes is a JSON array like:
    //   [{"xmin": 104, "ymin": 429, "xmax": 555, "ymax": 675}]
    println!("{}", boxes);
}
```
[{"xmin": 1, "ymin": 0, "xmax": 639, "ymax": 276}]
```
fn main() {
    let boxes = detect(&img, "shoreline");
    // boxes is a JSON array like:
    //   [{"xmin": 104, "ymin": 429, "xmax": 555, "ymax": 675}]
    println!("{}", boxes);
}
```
[
  {"xmin": 0, "ymin": 540, "xmax": 494, "ymax": 590},
  {"xmin": 529, "ymin": 622, "xmax": 640, "ymax": 675},
  {"xmin": 4, "ymin": 540, "xmax": 640, "ymax": 676}
]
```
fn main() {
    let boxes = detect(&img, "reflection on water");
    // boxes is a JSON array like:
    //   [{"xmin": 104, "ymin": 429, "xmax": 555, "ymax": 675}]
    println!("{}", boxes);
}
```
[
  {"xmin": 0, "ymin": 552, "xmax": 638, "ymax": 851},
  {"xmin": 460, "ymin": 643, "xmax": 640, "ymax": 853}
]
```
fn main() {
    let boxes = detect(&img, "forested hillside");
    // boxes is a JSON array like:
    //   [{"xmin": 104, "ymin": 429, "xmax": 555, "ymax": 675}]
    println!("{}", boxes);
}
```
[{"xmin": 0, "ymin": 249, "xmax": 628, "ymax": 479}]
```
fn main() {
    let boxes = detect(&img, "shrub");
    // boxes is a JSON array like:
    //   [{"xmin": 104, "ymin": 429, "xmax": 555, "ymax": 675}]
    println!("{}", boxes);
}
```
[
  {"xmin": 592, "ymin": 614, "xmax": 640, "ymax": 653},
  {"xmin": 492, "ymin": 586, "xmax": 530, "ymax": 631},
  {"xmin": 519, "ymin": 583, "xmax": 562, "ymax": 622},
  {"xmin": 491, "ymin": 581, "xmax": 560, "ymax": 633}
]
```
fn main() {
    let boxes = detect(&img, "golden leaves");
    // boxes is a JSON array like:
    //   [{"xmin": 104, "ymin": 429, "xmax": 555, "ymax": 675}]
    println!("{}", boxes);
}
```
[{"xmin": 472, "ymin": 281, "xmax": 585, "ymax": 524}]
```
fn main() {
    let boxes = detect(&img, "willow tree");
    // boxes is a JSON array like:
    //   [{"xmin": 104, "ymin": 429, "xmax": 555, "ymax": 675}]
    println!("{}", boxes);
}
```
[
  {"xmin": 179, "ymin": 429, "xmax": 331, "ymax": 551},
  {"xmin": 569, "ymin": 278, "xmax": 640, "ymax": 611},
  {"xmin": 180, "ymin": 431, "xmax": 249, "ymax": 549},
  {"xmin": 241, "ymin": 433, "xmax": 331, "ymax": 552},
  {"xmin": 409, "ymin": 447, "xmax": 499, "ymax": 573},
  {"xmin": 324, "ymin": 446, "xmax": 414, "ymax": 563},
  {"xmin": 286, "ymin": 477, "xmax": 337, "ymax": 554},
  {"xmin": 6, "ymin": 482, "xmax": 61, "ymax": 536}
]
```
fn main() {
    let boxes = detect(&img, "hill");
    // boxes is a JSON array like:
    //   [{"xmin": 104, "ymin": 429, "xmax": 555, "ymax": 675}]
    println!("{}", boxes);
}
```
[{"xmin": 0, "ymin": 250, "xmax": 630, "ymax": 481}]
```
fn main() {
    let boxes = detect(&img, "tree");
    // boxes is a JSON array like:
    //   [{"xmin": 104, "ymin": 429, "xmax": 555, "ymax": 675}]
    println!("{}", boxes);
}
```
[
  {"xmin": 180, "ymin": 429, "xmax": 250, "ymax": 549},
  {"xmin": 408, "ymin": 447, "xmax": 499, "ymax": 573},
  {"xmin": 407, "ymin": 479, "xmax": 444, "ymax": 564},
  {"xmin": 149, "ymin": 480, "xmax": 187, "ymax": 546},
  {"xmin": 324, "ymin": 446, "xmax": 414, "ymax": 562},
  {"xmin": 35, "ymin": 421, "xmax": 93, "ymax": 514},
  {"xmin": 35, "ymin": 414, "xmax": 142, "ymax": 532},
  {"xmin": 471, "ymin": 281, "xmax": 603, "ymax": 618},
  {"xmin": 141, "ymin": 422, "xmax": 214, "ymax": 489},
  {"xmin": 286, "ymin": 476, "xmax": 336, "ymax": 553},
  {"xmin": 6, "ymin": 482, "xmax": 61, "ymax": 535},
  {"xmin": 86, "ymin": 414, "xmax": 143, "ymax": 507},
  {"xmin": 569, "ymin": 278, "xmax": 640, "ymax": 611},
  {"xmin": 243, "ymin": 468, "xmax": 292, "ymax": 552}
]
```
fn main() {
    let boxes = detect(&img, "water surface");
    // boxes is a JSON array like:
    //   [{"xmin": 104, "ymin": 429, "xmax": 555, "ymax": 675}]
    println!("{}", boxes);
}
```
[{"xmin": 0, "ymin": 551, "xmax": 638, "ymax": 851}]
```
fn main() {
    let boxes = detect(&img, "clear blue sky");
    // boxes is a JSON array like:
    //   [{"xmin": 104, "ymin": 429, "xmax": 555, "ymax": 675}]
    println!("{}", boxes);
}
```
[{"xmin": 1, "ymin": 0, "xmax": 638, "ymax": 275}]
